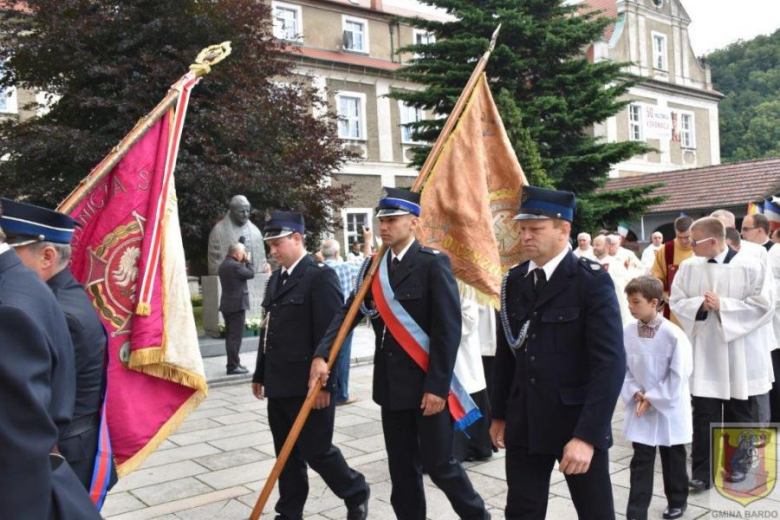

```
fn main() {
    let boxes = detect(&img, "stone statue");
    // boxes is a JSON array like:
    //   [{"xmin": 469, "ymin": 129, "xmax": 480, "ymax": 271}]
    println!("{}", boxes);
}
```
[{"xmin": 207, "ymin": 195, "xmax": 267, "ymax": 275}]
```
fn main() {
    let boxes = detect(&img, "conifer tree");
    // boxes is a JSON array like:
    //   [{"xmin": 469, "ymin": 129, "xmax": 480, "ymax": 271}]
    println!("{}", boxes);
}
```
[{"xmin": 393, "ymin": 0, "xmax": 661, "ymax": 231}]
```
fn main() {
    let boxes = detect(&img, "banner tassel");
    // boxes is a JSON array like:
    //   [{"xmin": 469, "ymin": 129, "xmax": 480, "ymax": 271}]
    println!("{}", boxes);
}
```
[{"xmin": 135, "ymin": 302, "xmax": 152, "ymax": 316}]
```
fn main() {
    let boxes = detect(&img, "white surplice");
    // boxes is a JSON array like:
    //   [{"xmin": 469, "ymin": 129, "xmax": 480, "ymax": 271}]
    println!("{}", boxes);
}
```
[
  {"xmin": 670, "ymin": 251, "xmax": 776, "ymax": 400},
  {"xmin": 573, "ymin": 246, "xmax": 595, "ymax": 260},
  {"xmin": 454, "ymin": 293, "xmax": 487, "ymax": 394},
  {"xmin": 641, "ymin": 244, "xmax": 663, "ymax": 268},
  {"xmin": 621, "ymin": 319, "xmax": 693, "ymax": 446},
  {"xmin": 606, "ymin": 250, "xmax": 647, "ymax": 326},
  {"xmin": 739, "ymin": 239, "xmax": 768, "ymax": 264},
  {"xmin": 769, "ymin": 245, "xmax": 780, "ymax": 346}
]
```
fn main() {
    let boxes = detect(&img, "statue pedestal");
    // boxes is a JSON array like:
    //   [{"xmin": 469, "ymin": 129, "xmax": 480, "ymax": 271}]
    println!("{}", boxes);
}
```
[{"xmin": 202, "ymin": 274, "xmax": 269, "ymax": 338}]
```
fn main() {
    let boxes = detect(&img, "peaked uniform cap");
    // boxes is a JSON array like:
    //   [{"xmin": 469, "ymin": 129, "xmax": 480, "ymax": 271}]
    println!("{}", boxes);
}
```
[
  {"xmin": 513, "ymin": 186, "xmax": 576, "ymax": 223},
  {"xmin": 0, "ymin": 197, "xmax": 78, "ymax": 245},
  {"xmin": 263, "ymin": 211, "xmax": 305, "ymax": 241},
  {"xmin": 376, "ymin": 187, "xmax": 421, "ymax": 218}
]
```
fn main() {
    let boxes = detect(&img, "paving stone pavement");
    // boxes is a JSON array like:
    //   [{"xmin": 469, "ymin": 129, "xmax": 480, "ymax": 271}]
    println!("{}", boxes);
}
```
[{"xmin": 102, "ymin": 362, "xmax": 780, "ymax": 519}]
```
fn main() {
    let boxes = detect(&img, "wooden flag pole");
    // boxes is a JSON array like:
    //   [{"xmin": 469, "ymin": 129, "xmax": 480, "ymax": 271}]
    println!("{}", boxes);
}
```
[
  {"xmin": 249, "ymin": 25, "xmax": 501, "ymax": 520},
  {"xmin": 58, "ymin": 42, "xmax": 232, "ymax": 213}
]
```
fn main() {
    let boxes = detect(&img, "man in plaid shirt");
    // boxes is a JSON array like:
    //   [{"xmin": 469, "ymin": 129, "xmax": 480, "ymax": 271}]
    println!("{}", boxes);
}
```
[{"xmin": 321, "ymin": 229, "xmax": 372, "ymax": 404}]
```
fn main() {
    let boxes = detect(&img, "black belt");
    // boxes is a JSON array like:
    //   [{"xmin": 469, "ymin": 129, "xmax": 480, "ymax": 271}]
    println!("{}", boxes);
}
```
[{"xmin": 62, "ymin": 412, "xmax": 100, "ymax": 439}]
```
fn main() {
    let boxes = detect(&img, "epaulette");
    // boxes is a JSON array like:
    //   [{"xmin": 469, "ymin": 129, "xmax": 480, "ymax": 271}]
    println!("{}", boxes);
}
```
[
  {"xmin": 579, "ymin": 257, "xmax": 603, "ymax": 275},
  {"xmin": 419, "ymin": 246, "xmax": 441, "ymax": 255}
]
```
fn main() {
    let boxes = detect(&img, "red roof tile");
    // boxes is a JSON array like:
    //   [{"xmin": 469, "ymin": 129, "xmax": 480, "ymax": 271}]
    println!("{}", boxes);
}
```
[
  {"xmin": 602, "ymin": 158, "xmax": 780, "ymax": 214},
  {"xmin": 580, "ymin": 0, "xmax": 618, "ymax": 42},
  {"xmin": 283, "ymin": 44, "xmax": 402, "ymax": 71},
  {"xmin": 314, "ymin": 0, "xmax": 454, "ymax": 22}
]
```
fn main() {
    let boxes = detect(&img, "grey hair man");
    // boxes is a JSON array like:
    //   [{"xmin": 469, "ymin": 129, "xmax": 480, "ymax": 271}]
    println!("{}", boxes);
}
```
[{"xmin": 574, "ymin": 232, "xmax": 595, "ymax": 260}]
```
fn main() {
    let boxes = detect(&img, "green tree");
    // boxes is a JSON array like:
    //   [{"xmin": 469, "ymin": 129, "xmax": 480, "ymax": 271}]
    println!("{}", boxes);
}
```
[
  {"xmin": 708, "ymin": 28, "xmax": 780, "ymax": 161},
  {"xmin": 0, "ymin": 0, "xmax": 352, "ymax": 260},
  {"xmin": 392, "ymin": 0, "xmax": 660, "ymax": 231}
]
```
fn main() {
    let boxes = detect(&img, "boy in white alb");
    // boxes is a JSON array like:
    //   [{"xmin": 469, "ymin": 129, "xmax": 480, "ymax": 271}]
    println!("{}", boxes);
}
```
[{"xmin": 622, "ymin": 276, "xmax": 693, "ymax": 520}]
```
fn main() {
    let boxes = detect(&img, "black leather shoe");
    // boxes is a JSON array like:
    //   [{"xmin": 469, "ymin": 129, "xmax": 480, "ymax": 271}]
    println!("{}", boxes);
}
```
[
  {"xmin": 689, "ymin": 478, "xmax": 710, "ymax": 491},
  {"xmin": 663, "ymin": 504, "xmax": 687, "ymax": 519},
  {"xmin": 347, "ymin": 489, "xmax": 370, "ymax": 520},
  {"xmin": 347, "ymin": 499, "xmax": 368, "ymax": 520},
  {"xmin": 727, "ymin": 470, "xmax": 746, "ymax": 483},
  {"xmin": 227, "ymin": 366, "xmax": 249, "ymax": 375}
]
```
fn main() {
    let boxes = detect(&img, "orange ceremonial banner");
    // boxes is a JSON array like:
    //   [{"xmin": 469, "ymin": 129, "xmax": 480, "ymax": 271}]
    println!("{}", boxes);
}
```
[{"xmin": 416, "ymin": 74, "xmax": 528, "ymax": 307}]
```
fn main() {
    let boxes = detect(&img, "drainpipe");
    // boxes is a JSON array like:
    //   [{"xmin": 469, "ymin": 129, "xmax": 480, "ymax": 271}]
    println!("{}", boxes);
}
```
[{"xmin": 389, "ymin": 21, "xmax": 397, "ymax": 62}]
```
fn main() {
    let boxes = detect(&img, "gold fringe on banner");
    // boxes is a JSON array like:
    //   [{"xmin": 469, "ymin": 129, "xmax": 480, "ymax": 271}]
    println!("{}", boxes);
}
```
[
  {"xmin": 457, "ymin": 279, "xmax": 500, "ymax": 309},
  {"xmin": 115, "ymin": 389, "xmax": 206, "ymax": 477}
]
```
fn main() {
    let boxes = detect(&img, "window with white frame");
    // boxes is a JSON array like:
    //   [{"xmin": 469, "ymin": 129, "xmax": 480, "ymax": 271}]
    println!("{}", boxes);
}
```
[
  {"xmin": 0, "ymin": 63, "xmax": 18, "ymax": 114},
  {"xmin": 412, "ymin": 29, "xmax": 436, "ymax": 57},
  {"xmin": 628, "ymin": 104, "xmax": 643, "ymax": 142},
  {"xmin": 342, "ymin": 16, "xmax": 368, "ymax": 53},
  {"xmin": 335, "ymin": 92, "xmax": 366, "ymax": 140},
  {"xmin": 679, "ymin": 112, "xmax": 695, "ymax": 149},
  {"xmin": 652, "ymin": 32, "xmax": 668, "ymax": 72},
  {"xmin": 342, "ymin": 208, "xmax": 372, "ymax": 253},
  {"xmin": 399, "ymin": 101, "xmax": 424, "ymax": 144},
  {"xmin": 272, "ymin": 1, "xmax": 302, "ymax": 41}
]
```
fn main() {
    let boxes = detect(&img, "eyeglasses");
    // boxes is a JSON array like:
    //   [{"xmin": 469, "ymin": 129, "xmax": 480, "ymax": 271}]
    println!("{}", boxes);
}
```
[
  {"xmin": 741, "ymin": 226, "xmax": 756, "ymax": 233},
  {"xmin": 691, "ymin": 236, "xmax": 714, "ymax": 247}
]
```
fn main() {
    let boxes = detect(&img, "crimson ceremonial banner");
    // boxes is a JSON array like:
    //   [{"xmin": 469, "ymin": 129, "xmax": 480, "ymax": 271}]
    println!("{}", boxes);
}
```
[
  {"xmin": 416, "ymin": 74, "xmax": 528, "ymax": 307},
  {"xmin": 63, "ymin": 73, "xmax": 207, "ymax": 476}
]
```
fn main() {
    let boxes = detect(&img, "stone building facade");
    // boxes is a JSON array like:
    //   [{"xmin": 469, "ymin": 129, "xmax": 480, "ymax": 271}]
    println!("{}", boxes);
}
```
[
  {"xmin": 583, "ymin": 0, "xmax": 723, "ymax": 177},
  {"xmin": 266, "ymin": 0, "xmax": 447, "ymax": 253}
]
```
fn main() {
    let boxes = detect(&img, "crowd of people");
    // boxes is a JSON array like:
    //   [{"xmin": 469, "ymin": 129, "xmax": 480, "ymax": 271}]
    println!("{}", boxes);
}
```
[
  {"xmin": 3, "ymin": 184, "xmax": 780, "ymax": 520},
  {"xmin": 574, "ymin": 209, "xmax": 780, "ymax": 519}
]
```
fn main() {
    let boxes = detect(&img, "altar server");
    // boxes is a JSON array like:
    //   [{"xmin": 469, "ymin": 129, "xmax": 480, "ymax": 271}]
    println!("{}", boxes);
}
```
[{"xmin": 670, "ymin": 217, "xmax": 775, "ymax": 490}]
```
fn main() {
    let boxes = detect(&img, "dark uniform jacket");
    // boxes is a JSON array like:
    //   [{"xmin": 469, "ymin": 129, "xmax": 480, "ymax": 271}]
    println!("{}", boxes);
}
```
[
  {"xmin": 218, "ymin": 256, "xmax": 255, "ymax": 313},
  {"xmin": 253, "ymin": 254, "xmax": 342, "ymax": 397},
  {"xmin": 48, "ymin": 269, "xmax": 106, "ymax": 420},
  {"xmin": 0, "ymin": 248, "xmax": 101, "ymax": 519},
  {"xmin": 316, "ymin": 241, "xmax": 462, "ymax": 411},
  {"xmin": 492, "ymin": 251, "xmax": 625, "ymax": 456},
  {"xmin": 48, "ymin": 268, "xmax": 116, "ymax": 490}
]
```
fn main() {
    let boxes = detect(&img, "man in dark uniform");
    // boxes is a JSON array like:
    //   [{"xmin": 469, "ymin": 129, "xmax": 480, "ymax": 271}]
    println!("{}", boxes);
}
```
[
  {"xmin": 0, "ymin": 218, "xmax": 101, "ymax": 519},
  {"xmin": 2, "ymin": 198, "xmax": 117, "ymax": 495},
  {"xmin": 219, "ymin": 241, "xmax": 254, "ymax": 375},
  {"xmin": 252, "ymin": 211, "xmax": 370, "ymax": 520},
  {"xmin": 490, "ymin": 186, "xmax": 625, "ymax": 520},
  {"xmin": 311, "ymin": 188, "xmax": 489, "ymax": 520}
]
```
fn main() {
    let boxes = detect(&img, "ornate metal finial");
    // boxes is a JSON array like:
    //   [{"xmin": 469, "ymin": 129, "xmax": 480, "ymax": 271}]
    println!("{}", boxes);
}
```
[
  {"xmin": 488, "ymin": 24, "xmax": 501, "ymax": 54},
  {"xmin": 190, "ymin": 41, "xmax": 232, "ymax": 77}
]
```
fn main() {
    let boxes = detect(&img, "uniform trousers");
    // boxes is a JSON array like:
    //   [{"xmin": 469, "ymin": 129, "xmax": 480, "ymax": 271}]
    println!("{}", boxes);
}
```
[
  {"xmin": 691, "ymin": 396, "xmax": 754, "ymax": 483},
  {"xmin": 770, "ymin": 350, "xmax": 780, "ymax": 423},
  {"xmin": 381, "ymin": 405, "xmax": 488, "ymax": 520},
  {"xmin": 59, "ymin": 426, "xmax": 100, "ymax": 489},
  {"xmin": 222, "ymin": 310, "xmax": 245, "ymax": 370},
  {"xmin": 627, "ymin": 443, "xmax": 688, "ymax": 520},
  {"xmin": 504, "ymin": 445, "xmax": 614, "ymax": 520},
  {"xmin": 268, "ymin": 396, "xmax": 369, "ymax": 520}
]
